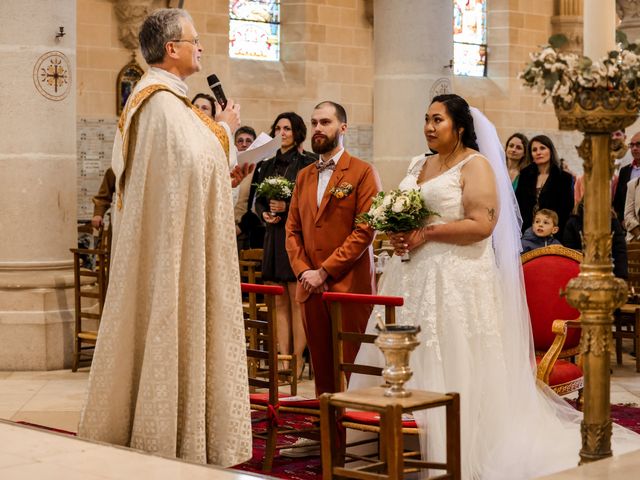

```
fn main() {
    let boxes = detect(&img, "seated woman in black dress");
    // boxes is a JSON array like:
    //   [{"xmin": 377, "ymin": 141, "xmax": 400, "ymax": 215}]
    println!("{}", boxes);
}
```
[
  {"xmin": 253, "ymin": 112, "xmax": 315, "ymax": 378},
  {"xmin": 515, "ymin": 134, "xmax": 574, "ymax": 238}
]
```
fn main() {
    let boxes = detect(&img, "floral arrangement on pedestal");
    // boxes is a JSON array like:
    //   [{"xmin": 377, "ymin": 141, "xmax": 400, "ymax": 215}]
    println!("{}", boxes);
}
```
[
  {"xmin": 520, "ymin": 33, "xmax": 640, "ymax": 132},
  {"xmin": 520, "ymin": 33, "xmax": 640, "ymax": 103}
]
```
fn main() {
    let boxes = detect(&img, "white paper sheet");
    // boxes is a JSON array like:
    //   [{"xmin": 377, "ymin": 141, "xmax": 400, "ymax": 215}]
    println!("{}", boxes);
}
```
[{"xmin": 237, "ymin": 132, "xmax": 282, "ymax": 165}]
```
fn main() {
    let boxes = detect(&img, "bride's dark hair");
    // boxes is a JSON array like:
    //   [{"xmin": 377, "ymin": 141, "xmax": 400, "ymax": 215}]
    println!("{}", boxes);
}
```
[{"xmin": 431, "ymin": 94, "xmax": 480, "ymax": 151}]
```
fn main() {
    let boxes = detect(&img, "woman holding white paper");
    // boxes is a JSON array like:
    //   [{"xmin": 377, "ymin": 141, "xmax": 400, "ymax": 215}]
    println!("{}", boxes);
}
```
[{"xmin": 253, "ymin": 112, "xmax": 316, "ymax": 379}]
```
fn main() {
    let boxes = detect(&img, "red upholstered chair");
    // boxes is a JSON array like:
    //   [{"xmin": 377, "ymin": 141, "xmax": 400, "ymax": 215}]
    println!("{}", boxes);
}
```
[{"xmin": 521, "ymin": 245, "xmax": 584, "ymax": 401}]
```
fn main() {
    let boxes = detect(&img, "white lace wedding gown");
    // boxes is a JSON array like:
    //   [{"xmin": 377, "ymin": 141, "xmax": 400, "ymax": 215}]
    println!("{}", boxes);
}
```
[{"xmin": 351, "ymin": 154, "xmax": 640, "ymax": 480}]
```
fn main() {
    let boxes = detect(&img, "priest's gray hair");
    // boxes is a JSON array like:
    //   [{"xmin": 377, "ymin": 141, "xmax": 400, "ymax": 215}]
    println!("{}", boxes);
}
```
[{"xmin": 139, "ymin": 8, "xmax": 193, "ymax": 65}]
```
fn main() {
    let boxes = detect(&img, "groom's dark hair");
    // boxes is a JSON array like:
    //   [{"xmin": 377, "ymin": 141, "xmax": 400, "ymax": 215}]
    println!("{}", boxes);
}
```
[
  {"xmin": 431, "ymin": 94, "xmax": 479, "ymax": 151},
  {"xmin": 315, "ymin": 101, "xmax": 347, "ymax": 124}
]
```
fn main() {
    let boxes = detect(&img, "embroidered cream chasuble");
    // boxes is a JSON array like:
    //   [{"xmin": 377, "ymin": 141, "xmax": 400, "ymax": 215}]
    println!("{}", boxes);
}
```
[{"xmin": 78, "ymin": 68, "xmax": 251, "ymax": 467}]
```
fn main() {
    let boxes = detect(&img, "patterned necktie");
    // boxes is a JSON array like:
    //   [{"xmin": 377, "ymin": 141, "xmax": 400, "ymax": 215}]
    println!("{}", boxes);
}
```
[{"xmin": 316, "ymin": 159, "xmax": 336, "ymax": 172}]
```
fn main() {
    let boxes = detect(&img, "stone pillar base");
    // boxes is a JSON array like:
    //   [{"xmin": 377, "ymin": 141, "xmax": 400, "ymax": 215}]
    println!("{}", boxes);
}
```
[{"xmin": 0, "ymin": 270, "xmax": 81, "ymax": 370}]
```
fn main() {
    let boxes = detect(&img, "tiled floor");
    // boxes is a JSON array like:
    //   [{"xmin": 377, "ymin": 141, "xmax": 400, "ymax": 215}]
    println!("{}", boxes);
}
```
[
  {"xmin": 0, "ymin": 420, "xmax": 263, "ymax": 480},
  {"xmin": 0, "ymin": 352, "xmax": 638, "ymax": 479},
  {"xmin": 0, "ymin": 366, "xmax": 319, "ymax": 433},
  {"xmin": 0, "ymin": 353, "xmax": 638, "ymax": 433}
]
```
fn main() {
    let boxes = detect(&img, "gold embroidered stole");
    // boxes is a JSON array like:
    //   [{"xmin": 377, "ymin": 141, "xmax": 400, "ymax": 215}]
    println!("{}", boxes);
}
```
[{"xmin": 116, "ymin": 84, "xmax": 230, "ymax": 209}]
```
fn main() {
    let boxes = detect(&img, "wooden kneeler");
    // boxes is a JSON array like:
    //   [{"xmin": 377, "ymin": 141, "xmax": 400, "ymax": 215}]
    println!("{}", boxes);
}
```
[
  {"xmin": 319, "ymin": 291, "xmax": 461, "ymax": 480},
  {"xmin": 320, "ymin": 389, "xmax": 461, "ymax": 480}
]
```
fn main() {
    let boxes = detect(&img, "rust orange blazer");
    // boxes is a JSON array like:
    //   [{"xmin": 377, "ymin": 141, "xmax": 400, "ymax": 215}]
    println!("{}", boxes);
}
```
[{"xmin": 285, "ymin": 150, "xmax": 382, "ymax": 301}]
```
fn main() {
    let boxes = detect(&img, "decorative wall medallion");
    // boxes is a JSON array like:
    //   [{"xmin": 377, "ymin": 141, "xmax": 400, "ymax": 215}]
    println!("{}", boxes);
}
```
[
  {"xmin": 33, "ymin": 51, "xmax": 71, "ymax": 101},
  {"xmin": 429, "ymin": 77, "xmax": 451, "ymax": 100}
]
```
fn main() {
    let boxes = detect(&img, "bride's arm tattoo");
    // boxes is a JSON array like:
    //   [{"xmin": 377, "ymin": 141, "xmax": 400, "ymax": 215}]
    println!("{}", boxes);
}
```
[{"xmin": 487, "ymin": 208, "xmax": 496, "ymax": 222}]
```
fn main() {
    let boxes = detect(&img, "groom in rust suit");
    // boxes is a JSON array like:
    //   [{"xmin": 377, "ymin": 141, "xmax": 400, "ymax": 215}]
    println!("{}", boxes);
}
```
[{"xmin": 286, "ymin": 101, "xmax": 381, "ymax": 396}]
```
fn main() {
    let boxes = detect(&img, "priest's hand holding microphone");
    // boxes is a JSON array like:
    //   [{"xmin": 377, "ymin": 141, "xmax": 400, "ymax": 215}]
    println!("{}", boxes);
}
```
[{"xmin": 207, "ymin": 74, "xmax": 254, "ymax": 187}]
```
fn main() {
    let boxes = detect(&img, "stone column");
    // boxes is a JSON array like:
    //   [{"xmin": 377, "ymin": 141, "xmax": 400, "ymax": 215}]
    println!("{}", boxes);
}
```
[
  {"xmin": 551, "ymin": 0, "xmax": 584, "ymax": 53},
  {"xmin": 372, "ymin": 0, "xmax": 453, "ymax": 189},
  {"xmin": 584, "ymin": 0, "xmax": 617, "ymax": 58},
  {"xmin": 617, "ymin": 0, "xmax": 640, "ymax": 43},
  {"xmin": 0, "ymin": 0, "xmax": 77, "ymax": 369}
]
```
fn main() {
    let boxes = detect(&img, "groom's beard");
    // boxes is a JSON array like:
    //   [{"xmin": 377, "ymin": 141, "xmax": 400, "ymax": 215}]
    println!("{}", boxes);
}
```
[{"xmin": 312, "ymin": 131, "xmax": 340, "ymax": 154}]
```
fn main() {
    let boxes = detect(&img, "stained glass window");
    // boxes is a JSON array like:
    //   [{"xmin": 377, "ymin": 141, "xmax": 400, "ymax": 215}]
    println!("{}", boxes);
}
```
[
  {"xmin": 229, "ymin": 0, "xmax": 280, "ymax": 61},
  {"xmin": 453, "ymin": 0, "xmax": 487, "ymax": 77}
]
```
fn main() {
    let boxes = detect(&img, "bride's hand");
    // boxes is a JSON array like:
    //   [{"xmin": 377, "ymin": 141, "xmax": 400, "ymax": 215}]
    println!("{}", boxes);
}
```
[{"xmin": 389, "ymin": 229, "xmax": 427, "ymax": 256}]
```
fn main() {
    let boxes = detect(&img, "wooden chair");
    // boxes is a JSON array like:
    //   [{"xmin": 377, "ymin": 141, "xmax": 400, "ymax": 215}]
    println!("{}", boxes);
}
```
[
  {"xmin": 521, "ymin": 245, "xmax": 584, "ymax": 401},
  {"xmin": 614, "ymin": 247, "xmax": 640, "ymax": 372},
  {"xmin": 243, "ymin": 282, "xmax": 319, "ymax": 472},
  {"xmin": 626, "ymin": 241, "xmax": 640, "ymax": 252},
  {"xmin": 239, "ymin": 249, "xmax": 299, "ymax": 391},
  {"xmin": 320, "ymin": 291, "xmax": 461, "ymax": 480},
  {"xmin": 239, "ymin": 248, "xmax": 266, "ymax": 317},
  {"xmin": 69, "ymin": 224, "xmax": 111, "ymax": 372}
]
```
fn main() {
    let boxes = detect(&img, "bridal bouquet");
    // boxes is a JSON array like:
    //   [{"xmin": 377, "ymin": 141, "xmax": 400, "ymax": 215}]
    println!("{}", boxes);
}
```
[
  {"xmin": 254, "ymin": 176, "xmax": 295, "ymax": 201},
  {"xmin": 358, "ymin": 189, "xmax": 437, "ymax": 233},
  {"xmin": 358, "ymin": 189, "xmax": 437, "ymax": 261}
]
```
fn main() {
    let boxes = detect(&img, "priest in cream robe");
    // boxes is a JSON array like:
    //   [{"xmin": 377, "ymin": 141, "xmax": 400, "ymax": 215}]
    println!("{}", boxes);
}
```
[{"xmin": 78, "ymin": 8, "xmax": 252, "ymax": 467}]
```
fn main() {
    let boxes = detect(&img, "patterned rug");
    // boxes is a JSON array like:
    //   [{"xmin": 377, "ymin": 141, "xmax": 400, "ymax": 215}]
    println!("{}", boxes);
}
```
[
  {"xmin": 14, "ymin": 403, "xmax": 640, "ymax": 480},
  {"xmin": 608, "ymin": 403, "xmax": 640, "ymax": 433},
  {"xmin": 231, "ymin": 412, "xmax": 322, "ymax": 479}
]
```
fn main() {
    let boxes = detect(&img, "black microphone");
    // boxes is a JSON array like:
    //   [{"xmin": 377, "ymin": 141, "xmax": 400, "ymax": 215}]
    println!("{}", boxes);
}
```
[{"xmin": 207, "ymin": 74, "xmax": 227, "ymax": 111}]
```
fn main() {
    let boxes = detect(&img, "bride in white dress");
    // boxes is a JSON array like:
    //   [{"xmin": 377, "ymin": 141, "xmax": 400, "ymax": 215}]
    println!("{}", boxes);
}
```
[{"xmin": 350, "ymin": 94, "xmax": 640, "ymax": 479}]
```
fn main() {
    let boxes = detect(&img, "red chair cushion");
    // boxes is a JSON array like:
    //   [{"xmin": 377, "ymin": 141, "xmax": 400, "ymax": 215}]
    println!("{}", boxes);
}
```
[
  {"xmin": 280, "ymin": 398, "xmax": 320, "ymax": 409},
  {"xmin": 249, "ymin": 392, "xmax": 286, "ymax": 405},
  {"xmin": 341, "ymin": 411, "xmax": 417, "ymax": 428},
  {"xmin": 523, "ymin": 255, "xmax": 581, "ymax": 351},
  {"xmin": 249, "ymin": 393, "xmax": 319, "ymax": 409},
  {"xmin": 535, "ymin": 356, "xmax": 583, "ymax": 387}
]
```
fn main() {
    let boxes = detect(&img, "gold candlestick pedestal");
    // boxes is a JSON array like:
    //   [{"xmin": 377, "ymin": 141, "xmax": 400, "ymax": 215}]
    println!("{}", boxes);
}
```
[{"xmin": 555, "ymin": 90, "xmax": 638, "ymax": 463}]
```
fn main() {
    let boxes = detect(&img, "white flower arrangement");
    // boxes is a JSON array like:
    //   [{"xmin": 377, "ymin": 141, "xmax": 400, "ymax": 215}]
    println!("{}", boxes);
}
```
[
  {"xmin": 357, "ymin": 189, "xmax": 438, "ymax": 233},
  {"xmin": 520, "ymin": 33, "xmax": 640, "ymax": 106},
  {"xmin": 254, "ymin": 176, "xmax": 295, "ymax": 200}
]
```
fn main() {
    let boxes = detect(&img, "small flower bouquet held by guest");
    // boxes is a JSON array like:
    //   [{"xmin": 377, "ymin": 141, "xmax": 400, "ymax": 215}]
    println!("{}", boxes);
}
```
[
  {"xmin": 358, "ymin": 189, "xmax": 438, "ymax": 261},
  {"xmin": 254, "ymin": 176, "xmax": 295, "ymax": 201},
  {"xmin": 254, "ymin": 176, "xmax": 295, "ymax": 215}
]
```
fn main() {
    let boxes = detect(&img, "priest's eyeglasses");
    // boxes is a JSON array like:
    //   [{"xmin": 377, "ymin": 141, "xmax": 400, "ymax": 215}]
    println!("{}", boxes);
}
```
[
  {"xmin": 629, "ymin": 142, "xmax": 640, "ymax": 148},
  {"xmin": 170, "ymin": 38, "xmax": 200, "ymax": 46}
]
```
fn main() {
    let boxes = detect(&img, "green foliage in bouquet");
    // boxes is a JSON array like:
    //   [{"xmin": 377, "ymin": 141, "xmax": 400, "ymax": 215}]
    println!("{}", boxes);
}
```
[
  {"xmin": 357, "ymin": 189, "xmax": 438, "ymax": 233},
  {"xmin": 254, "ymin": 176, "xmax": 295, "ymax": 201}
]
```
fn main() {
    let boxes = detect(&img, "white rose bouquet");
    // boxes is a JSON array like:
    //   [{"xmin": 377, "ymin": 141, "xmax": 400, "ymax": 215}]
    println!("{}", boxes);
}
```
[
  {"xmin": 358, "ymin": 189, "xmax": 438, "ymax": 260},
  {"xmin": 254, "ymin": 176, "xmax": 295, "ymax": 201}
]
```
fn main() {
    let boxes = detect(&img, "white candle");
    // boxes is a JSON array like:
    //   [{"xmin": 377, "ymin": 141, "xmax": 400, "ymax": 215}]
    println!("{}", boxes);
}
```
[{"xmin": 583, "ymin": 0, "xmax": 617, "ymax": 59}]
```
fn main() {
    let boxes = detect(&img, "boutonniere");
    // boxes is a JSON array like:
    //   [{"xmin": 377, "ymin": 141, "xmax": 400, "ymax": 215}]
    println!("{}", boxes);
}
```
[{"xmin": 330, "ymin": 182, "xmax": 354, "ymax": 199}]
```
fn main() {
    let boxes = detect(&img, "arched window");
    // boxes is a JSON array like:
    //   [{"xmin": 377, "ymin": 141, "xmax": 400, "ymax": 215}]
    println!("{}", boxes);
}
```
[
  {"xmin": 453, "ymin": 0, "xmax": 487, "ymax": 76},
  {"xmin": 229, "ymin": 0, "xmax": 280, "ymax": 61}
]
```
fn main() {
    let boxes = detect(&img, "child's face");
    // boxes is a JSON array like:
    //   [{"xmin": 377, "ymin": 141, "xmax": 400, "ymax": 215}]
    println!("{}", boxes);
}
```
[{"xmin": 533, "ymin": 214, "xmax": 559, "ymax": 237}]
